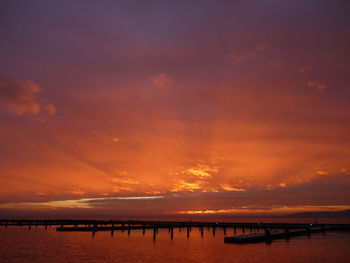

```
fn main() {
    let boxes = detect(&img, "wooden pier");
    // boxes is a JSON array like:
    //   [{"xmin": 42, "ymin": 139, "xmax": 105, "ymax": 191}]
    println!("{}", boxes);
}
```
[
  {"xmin": 224, "ymin": 225, "xmax": 348, "ymax": 244},
  {"xmin": 1, "ymin": 219, "xmax": 349, "ymax": 242}
]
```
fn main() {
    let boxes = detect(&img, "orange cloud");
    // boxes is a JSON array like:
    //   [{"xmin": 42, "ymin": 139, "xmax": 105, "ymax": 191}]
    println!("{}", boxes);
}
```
[
  {"xmin": 35, "ymin": 192, "xmax": 48, "ymax": 196},
  {"xmin": 112, "ymin": 186, "xmax": 134, "ymax": 192},
  {"xmin": 151, "ymin": 73, "xmax": 178, "ymax": 88},
  {"xmin": 306, "ymin": 80, "xmax": 327, "ymax": 91},
  {"xmin": 171, "ymin": 180, "xmax": 201, "ymax": 192},
  {"xmin": 256, "ymin": 42, "xmax": 271, "ymax": 52},
  {"xmin": 68, "ymin": 188, "xmax": 86, "ymax": 195},
  {"xmin": 184, "ymin": 164, "xmax": 219, "ymax": 178},
  {"xmin": 297, "ymin": 65, "xmax": 312, "ymax": 73},
  {"xmin": 271, "ymin": 60, "xmax": 283, "ymax": 68},
  {"xmin": 0, "ymin": 75, "xmax": 56, "ymax": 115},
  {"xmin": 228, "ymin": 50, "xmax": 256, "ymax": 64},
  {"xmin": 112, "ymin": 137, "xmax": 121, "ymax": 143},
  {"xmin": 220, "ymin": 184, "xmax": 246, "ymax": 192},
  {"xmin": 174, "ymin": 205, "xmax": 350, "ymax": 215},
  {"xmin": 228, "ymin": 41, "xmax": 273, "ymax": 64},
  {"xmin": 111, "ymin": 177, "xmax": 139, "ymax": 185}
]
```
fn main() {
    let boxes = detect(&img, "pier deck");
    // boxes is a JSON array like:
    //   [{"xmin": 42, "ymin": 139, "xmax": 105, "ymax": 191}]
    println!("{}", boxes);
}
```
[
  {"xmin": 224, "ymin": 225, "xmax": 348, "ymax": 244},
  {"xmin": 1, "ymin": 219, "xmax": 349, "ymax": 241}
]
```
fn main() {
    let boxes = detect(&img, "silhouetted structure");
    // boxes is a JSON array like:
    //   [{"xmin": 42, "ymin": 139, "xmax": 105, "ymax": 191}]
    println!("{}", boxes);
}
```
[{"xmin": 1, "ymin": 219, "xmax": 349, "ymax": 242}]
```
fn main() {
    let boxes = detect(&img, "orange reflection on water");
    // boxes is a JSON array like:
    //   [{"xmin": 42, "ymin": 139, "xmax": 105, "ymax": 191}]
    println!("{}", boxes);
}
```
[{"xmin": 1, "ymin": 224, "xmax": 350, "ymax": 263}]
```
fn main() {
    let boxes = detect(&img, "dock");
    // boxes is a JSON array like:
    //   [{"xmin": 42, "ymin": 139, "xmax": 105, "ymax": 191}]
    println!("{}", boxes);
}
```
[
  {"xmin": 224, "ymin": 225, "xmax": 347, "ymax": 244},
  {"xmin": 1, "ymin": 219, "xmax": 349, "ymax": 241}
]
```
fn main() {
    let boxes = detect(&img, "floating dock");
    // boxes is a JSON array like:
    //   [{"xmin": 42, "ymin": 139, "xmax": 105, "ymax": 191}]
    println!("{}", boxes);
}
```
[{"xmin": 224, "ymin": 225, "xmax": 339, "ymax": 244}]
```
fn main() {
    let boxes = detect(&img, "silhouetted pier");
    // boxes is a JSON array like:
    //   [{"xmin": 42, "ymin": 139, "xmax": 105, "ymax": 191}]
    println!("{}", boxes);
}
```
[
  {"xmin": 224, "ymin": 225, "xmax": 343, "ymax": 244},
  {"xmin": 1, "ymin": 219, "xmax": 349, "ymax": 242}
]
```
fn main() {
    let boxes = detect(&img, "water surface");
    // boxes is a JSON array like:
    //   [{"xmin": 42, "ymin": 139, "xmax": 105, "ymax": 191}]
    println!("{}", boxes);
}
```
[{"xmin": 1, "ymin": 223, "xmax": 350, "ymax": 262}]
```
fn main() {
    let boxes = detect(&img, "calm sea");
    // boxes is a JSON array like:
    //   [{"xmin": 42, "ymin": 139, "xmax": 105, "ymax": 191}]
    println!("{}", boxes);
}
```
[{"xmin": 1, "ymin": 218, "xmax": 350, "ymax": 263}]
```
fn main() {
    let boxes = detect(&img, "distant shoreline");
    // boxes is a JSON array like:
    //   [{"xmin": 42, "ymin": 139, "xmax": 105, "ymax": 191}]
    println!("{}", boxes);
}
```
[{"xmin": 1, "ymin": 210, "xmax": 350, "ymax": 221}]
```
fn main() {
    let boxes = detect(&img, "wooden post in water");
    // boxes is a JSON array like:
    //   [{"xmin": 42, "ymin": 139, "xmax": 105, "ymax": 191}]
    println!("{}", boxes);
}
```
[
  {"xmin": 306, "ymin": 226, "xmax": 311, "ymax": 238},
  {"xmin": 187, "ymin": 226, "xmax": 190, "ymax": 238},
  {"xmin": 142, "ymin": 226, "xmax": 145, "ymax": 235},
  {"xmin": 153, "ymin": 227, "xmax": 156, "ymax": 241},
  {"xmin": 171, "ymin": 227, "xmax": 174, "ymax": 239},
  {"xmin": 128, "ymin": 224, "xmax": 131, "ymax": 235},
  {"xmin": 213, "ymin": 226, "xmax": 216, "ymax": 236},
  {"xmin": 201, "ymin": 227, "xmax": 204, "ymax": 237}
]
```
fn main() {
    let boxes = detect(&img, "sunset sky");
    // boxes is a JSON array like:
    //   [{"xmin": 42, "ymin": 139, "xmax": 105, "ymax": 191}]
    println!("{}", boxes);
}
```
[{"xmin": 1, "ymin": 0, "xmax": 350, "ymax": 217}]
